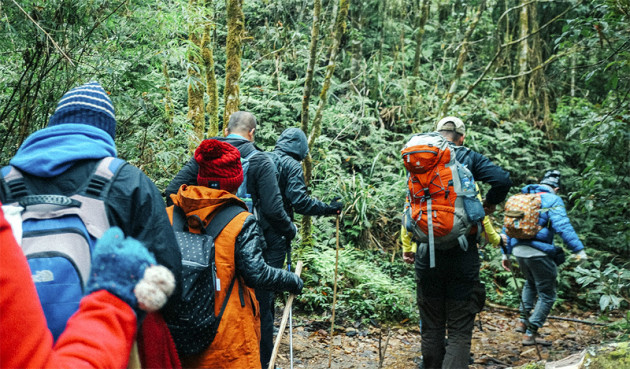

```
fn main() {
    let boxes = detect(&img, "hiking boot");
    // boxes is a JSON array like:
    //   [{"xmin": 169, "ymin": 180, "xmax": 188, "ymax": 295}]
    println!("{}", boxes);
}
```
[
  {"xmin": 522, "ymin": 333, "xmax": 552, "ymax": 346},
  {"xmin": 515, "ymin": 321, "xmax": 527, "ymax": 333}
]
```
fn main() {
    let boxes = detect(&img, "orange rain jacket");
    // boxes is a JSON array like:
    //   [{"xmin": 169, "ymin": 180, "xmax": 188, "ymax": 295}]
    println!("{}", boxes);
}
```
[{"xmin": 167, "ymin": 185, "xmax": 301, "ymax": 369}]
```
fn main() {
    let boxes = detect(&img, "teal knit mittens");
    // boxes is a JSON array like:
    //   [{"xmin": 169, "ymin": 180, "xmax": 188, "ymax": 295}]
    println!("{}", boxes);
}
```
[{"xmin": 86, "ymin": 227, "xmax": 175, "ymax": 314}]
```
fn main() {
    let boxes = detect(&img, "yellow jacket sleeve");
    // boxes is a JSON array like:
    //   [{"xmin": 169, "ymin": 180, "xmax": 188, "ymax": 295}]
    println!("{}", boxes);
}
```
[
  {"xmin": 401, "ymin": 224, "xmax": 417, "ymax": 253},
  {"xmin": 482, "ymin": 216, "xmax": 501, "ymax": 247},
  {"xmin": 475, "ymin": 182, "xmax": 501, "ymax": 247}
]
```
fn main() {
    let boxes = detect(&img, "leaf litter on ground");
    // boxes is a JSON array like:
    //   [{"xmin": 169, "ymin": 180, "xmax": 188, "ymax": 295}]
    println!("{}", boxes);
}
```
[{"xmin": 274, "ymin": 306, "xmax": 610, "ymax": 369}]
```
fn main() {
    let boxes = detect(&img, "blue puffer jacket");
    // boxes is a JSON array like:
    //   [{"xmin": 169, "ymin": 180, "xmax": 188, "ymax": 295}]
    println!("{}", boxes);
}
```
[{"xmin": 504, "ymin": 184, "xmax": 584, "ymax": 255}]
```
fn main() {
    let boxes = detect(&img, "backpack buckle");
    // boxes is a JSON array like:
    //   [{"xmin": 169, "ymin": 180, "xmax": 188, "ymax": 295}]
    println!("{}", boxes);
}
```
[{"xmin": 423, "ymin": 188, "xmax": 431, "ymax": 199}]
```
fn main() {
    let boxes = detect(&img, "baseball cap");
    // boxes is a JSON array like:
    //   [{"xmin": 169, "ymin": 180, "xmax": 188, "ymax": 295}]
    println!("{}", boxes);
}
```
[{"xmin": 436, "ymin": 116, "xmax": 465, "ymax": 135}]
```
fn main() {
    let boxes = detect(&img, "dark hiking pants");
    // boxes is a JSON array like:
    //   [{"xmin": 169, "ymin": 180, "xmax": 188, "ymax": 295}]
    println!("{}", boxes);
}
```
[
  {"xmin": 415, "ymin": 241, "xmax": 483, "ymax": 369},
  {"xmin": 257, "ymin": 228, "xmax": 288, "ymax": 368},
  {"xmin": 418, "ymin": 295, "xmax": 476, "ymax": 369},
  {"xmin": 515, "ymin": 255, "xmax": 557, "ymax": 331}
]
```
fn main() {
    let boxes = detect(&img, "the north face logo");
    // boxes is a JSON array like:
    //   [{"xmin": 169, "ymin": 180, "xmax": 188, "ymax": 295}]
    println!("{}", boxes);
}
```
[{"xmin": 33, "ymin": 270, "xmax": 54, "ymax": 283}]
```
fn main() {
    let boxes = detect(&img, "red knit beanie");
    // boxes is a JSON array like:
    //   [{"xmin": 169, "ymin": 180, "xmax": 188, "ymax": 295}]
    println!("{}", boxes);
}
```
[{"xmin": 195, "ymin": 139, "xmax": 243, "ymax": 193}]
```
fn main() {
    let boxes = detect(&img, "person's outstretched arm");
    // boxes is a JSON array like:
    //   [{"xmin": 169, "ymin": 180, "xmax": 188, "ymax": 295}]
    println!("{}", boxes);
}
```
[
  {"xmin": 235, "ymin": 215, "xmax": 303, "ymax": 294},
  {"xmin": 282, "ymin": 157, "xmax": 339, "ymax": 216},
  {"xmin": 0, "ymin": 210, "xmax": 136, "ymax": 369}
]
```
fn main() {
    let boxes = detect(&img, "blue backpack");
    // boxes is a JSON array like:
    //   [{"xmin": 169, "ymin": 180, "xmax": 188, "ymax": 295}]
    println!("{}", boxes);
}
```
[
  {"xmin": 0, "ymin": 157, "xmax": 125, "ymax": 340},
  {"xmin": 235, "ymin": 150, "xmax": 257, "ymax": 213}
]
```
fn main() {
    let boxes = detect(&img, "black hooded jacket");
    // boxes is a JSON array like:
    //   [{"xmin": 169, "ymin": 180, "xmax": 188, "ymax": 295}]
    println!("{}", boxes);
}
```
[
  {"xmin": 267, "ymin": 128, "xmax": 335, "ymax": 219},
  {"xmin": 165, "ymin": 136, "xmax": 295, "ymax": 238}
]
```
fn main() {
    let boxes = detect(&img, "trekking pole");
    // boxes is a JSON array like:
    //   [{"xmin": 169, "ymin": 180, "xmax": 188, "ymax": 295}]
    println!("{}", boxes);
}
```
[
  {"xmin": 287, "ymin": 246, "xmax": 294, "ymax": 369},
  {"xmin": 328, "ymin": 214, "xmax": 341, "ymax": 368},
  {"xmin": 268, "ymin": 260, "xmax": 303, "ymax": 369}
]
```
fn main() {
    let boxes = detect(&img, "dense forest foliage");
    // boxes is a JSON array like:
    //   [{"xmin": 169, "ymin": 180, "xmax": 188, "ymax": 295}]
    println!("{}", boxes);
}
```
[{"xmin": 1, "ymin": 0, "xmax": 628, "ymax": 336}]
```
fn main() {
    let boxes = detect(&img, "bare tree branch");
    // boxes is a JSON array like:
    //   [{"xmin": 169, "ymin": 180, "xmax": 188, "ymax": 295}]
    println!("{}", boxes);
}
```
[
  {"xmin": 455, "ymin": 0, "xmax": 581, "ymax": 105},
  {"xmin": 9, "ymin": 0, "xmax": 75, "ymax": 66}
]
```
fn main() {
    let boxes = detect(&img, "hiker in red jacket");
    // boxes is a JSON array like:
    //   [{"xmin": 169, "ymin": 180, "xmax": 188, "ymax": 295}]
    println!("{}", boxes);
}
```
[{"xmin": 0, "ymin": 205, "xmax": 175, "ymax": 369}]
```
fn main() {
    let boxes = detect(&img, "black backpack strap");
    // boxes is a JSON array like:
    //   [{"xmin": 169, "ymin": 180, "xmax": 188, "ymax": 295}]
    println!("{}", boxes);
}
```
[
  {"xmin": 204, "ymin": 204, "xmax": 247, "ymax": 239},
  {"xmin": 213, "ymin": 276, "xmax": 237, "ymax": 333},
  {"xmin": 172, "ymin": 205, "xmax": 187, "ymax": 231},
  {"xmin": 205, "ymin": 204, "xmax": 245, "ymax": 330}
]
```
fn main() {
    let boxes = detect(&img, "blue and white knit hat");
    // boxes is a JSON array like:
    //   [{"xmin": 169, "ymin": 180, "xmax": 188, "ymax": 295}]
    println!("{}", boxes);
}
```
[
  {"xmin": 48, "ymin": 81, "xmax": 117, "ymax": 139},
  {"xmin": 540, "ymin": 169, "xmax": 561, "ymax": 189}
]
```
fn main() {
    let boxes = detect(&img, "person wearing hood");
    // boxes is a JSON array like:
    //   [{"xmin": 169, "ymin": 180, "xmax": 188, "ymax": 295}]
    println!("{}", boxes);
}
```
[
  {"xmin": 167, "ymin": 139, "xmax": 303, "ymax": 369},
  {"xmin": 257, "ymin": 127, "xmax": 342, "ymax": 367},
  {"xmin": 501, "ymin": 170, "xmax": 587, "ymax": 347},
  {"xmin": 0, "ymin": 82, "xmax": 182, "ymax": 335}
]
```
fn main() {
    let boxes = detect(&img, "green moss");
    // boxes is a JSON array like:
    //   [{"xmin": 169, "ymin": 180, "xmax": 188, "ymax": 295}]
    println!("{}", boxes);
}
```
[{"xmin": 583, "ymin": 342, "xmax": 630, "ymax": 369}]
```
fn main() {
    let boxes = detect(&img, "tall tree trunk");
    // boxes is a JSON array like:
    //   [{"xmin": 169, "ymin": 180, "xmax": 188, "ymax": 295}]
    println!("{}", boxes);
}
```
[
  {"xmin": 224, "ymin": 0, "xmax": 244, "ymax": 125},
  {"xmin": 439, "ymin": 0, "xmax": 486, "ymax": 117},
  {"xmin": 412, "ymin": 0, "xmax": 430, "ymax": 77},
  {"xmin": 371, "ymin": 0, "xmax": 386, "ymax": 101},
  {"xmin": 301, "ymin": 0, "xmax": 350, "ymax": 245},
  {"xmin": 162, "ymin": 61, "xmax": 174, "ymax": 136},
  {"xmin": 187, "ymin": 0, "xmax": 205, "ymax": 148},
  {"xmin": 570, "ymin": 52, "xmax": 576, "ymax": 97},
  {"xmin": 203, "ymin": 1, "xmax": 219, "ymax": 137},
  {"xmin": 527, "ymin": 2, "xmax": 551, "ymax": 127},
  {"xmin": 300, "ymin": 0, "xmax": 322, "ymax": 134},
  {"xmin": 515, "ymin": 0, "xmax": 529, "ymax": 102},
  {"xmin": 350, "ymin": 0, "xmax": 363, "ymax": 79}
]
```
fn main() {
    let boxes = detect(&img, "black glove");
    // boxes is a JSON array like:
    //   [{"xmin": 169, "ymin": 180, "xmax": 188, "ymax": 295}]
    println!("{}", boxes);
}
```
[
  {"xmin": 285, "ymin": 223, "xmax": 297, "ymax": 241},
  {"xmin": 290, "ymin": 277, "xmax": 304, "ymax": 295},
  {"xmin": 328, "ymin": 197, "xmax": 343, "ymax": 215}
]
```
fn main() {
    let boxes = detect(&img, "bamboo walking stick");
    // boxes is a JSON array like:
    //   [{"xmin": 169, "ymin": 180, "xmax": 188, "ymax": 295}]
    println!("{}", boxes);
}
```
[
  {"xmin": 328, "ymin": 214, "xmax": 340, "ymax": 368},
  {"xmin": 268, "ymin": 260, "xmax": 303, "ymax": 369}
]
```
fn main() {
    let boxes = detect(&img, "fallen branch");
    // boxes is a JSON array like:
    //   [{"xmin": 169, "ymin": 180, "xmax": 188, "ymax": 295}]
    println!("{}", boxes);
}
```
[{"xmin": 486, "ymin": 302, "xmax": 608, "ymax": 326}]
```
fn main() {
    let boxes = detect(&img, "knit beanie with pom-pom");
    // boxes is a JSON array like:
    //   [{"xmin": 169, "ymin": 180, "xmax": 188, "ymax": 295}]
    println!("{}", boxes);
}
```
[{"xmin": 195, "ymin": 139, "xmax": 243, "ymax": 193}]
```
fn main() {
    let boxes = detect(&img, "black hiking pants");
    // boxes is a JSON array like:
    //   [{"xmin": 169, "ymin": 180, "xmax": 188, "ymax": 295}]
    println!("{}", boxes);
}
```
[
  {"xmin": 256, "ymin": 228, "xmax": 289, "ymax": 368},
  {"xmin": 414, "ymin": 240, "xmax": 485, "ymax": 369}
]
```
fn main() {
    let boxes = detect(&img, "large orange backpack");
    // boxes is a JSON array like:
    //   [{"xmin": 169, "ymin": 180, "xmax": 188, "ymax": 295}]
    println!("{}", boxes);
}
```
[{"xmin": 401, "ymin": 133, "xmax": 485, "ymax": 267}]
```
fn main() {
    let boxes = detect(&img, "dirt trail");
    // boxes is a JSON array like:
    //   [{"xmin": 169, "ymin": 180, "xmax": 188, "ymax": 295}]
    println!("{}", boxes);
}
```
[{"xmin": 273, "ymin": 307, "xmax": 605, "ymax": 368}]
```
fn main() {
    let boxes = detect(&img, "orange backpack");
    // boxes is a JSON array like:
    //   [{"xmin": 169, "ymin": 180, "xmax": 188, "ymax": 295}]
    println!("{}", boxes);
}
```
[
  {"xmin": 401, "ymin": 133, "xmax": 485, "ymax": 267},
  {"xmin": 503, "ymin": 193, "xmax": 543, "ymax": 239}
]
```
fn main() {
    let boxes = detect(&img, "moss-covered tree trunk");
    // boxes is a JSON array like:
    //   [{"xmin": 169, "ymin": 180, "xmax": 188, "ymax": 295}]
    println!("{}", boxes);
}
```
[
  {"xmin": 412, "ymin": 0, "xmax": 430, "ymax": 77},
  {"xmin": 224, "ymin": 0, "xmax": 244, "ymax": 126},
  {"xmin": 350, "ymin": 0, "xmax": 363, "ymax": 79},
  {"xmin": 301, "ymin": 0, "xmax": 350, "ymax": 245},
  {"xmin": 439, "ymin": 0, "xmax": 486, "ymax": 117},
  {"xmin": 162, "ymin": 61, "xmax": 174, "ymax": 136},
  {"xmin": 300, "ymin": 0, "xmax": 322, "ymax": 135},
  {"xmin": 203, "ymin": 0, "xmax": 219, "ymax": 137},
  {"xmin": 187, "ymin": 0, "xmax": 205, "ymax": 148},
  {"xmin": 527, "ymin": 2, "xmax": 551, "ymax": 128},
  {"xmin": 515, "ymin": 0, "xmax": 529, "ymax": 102}
]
